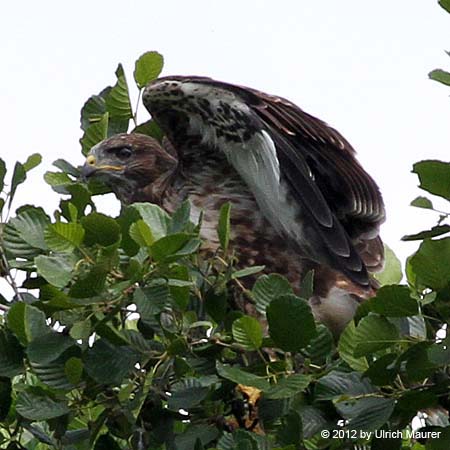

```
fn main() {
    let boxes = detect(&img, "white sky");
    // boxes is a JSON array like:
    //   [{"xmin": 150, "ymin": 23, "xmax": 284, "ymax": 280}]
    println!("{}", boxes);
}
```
[{"xmin": 1, "ymin": 0, "xmax": 450, "ymax": 275}]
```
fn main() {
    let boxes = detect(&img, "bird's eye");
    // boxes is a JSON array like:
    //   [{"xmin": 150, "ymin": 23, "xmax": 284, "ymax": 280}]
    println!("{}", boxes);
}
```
[{"xmin": 117, "ymin": 147, "xmax": 132, "ymax": 158}]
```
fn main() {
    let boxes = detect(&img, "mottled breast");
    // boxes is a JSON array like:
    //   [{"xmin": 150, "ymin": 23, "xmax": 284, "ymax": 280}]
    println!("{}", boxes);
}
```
[{"xmin": 162, "ymin": 147, "xmax": 307, "ymax": 289}]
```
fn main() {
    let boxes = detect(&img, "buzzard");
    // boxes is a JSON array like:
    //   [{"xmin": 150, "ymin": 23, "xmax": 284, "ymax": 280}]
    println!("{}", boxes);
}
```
[{"xmin": 82, "ymin": 76, "xmax": 385, "ymax": 334}]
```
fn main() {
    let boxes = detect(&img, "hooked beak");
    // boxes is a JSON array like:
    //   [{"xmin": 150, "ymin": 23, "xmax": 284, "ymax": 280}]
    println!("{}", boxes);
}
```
[{"xmin": 81, "ymin": 154, "xmax": 124, "ymax": 181}]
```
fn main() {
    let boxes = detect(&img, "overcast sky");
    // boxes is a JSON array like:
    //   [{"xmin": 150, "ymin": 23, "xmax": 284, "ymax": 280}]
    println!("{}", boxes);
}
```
[{"xmin": 1, "ymin": 0, "xmax": 450, "ymax": 271}]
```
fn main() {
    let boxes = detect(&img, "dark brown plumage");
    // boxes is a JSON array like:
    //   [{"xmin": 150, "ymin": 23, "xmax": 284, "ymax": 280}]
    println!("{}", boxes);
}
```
[{"xmin": 82, "ymin": 76, "xmax": 385, "ymax": 334}]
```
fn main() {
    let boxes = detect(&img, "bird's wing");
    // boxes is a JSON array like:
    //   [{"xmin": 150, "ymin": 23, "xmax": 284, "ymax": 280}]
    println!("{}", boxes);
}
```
[
  {"xmin": 247, "ymin": 88, "xmax": 385, "ymax": 238},
  {"xmin": 143, "ymin": 77, "xmax": 385, "ymax": 286},
  {"xmin": 223, "ymin": 84, "xmax": 385, "ymax": 286}
]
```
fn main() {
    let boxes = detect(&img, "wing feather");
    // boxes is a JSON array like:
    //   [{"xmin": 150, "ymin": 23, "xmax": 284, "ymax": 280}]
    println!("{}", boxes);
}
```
[
  {"xmin": 249, "ymin": 90, "xmax": 385, "ymax": 236},
  {"xmin": 143, "ymin": 76, "xmax": 386, "ymax": 286}
]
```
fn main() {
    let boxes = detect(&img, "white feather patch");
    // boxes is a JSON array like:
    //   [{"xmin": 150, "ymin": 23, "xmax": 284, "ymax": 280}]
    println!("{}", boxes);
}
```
[
  {"xmin": 184, "ymin": 94, "xmax": 308, "ymax": 251},
  {"xmin": 220, "ymin": 130, "xmax": 305, "ymax": 246}
]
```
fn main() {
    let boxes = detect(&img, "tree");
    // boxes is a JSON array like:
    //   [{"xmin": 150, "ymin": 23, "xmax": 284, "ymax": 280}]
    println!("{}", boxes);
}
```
[{"xmin": 1, "ymin": 6, "xmax": 450, "ymax": 447}]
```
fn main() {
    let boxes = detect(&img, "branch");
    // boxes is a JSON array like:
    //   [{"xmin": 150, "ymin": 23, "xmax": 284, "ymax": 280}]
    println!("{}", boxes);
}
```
[{"xmin": 0, "ymin": 246, "xmax": 23, "ymax": 303}]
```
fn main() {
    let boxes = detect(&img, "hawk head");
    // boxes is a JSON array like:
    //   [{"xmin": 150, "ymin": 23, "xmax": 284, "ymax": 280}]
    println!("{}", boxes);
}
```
[{"xmin": 81, "ymin": 133, "xmax": 178, "ymax": 205}]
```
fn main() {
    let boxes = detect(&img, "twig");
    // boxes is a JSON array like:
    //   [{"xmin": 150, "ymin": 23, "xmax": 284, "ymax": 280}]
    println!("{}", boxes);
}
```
[
  {"xmin": 133, "ymin": 89, "xmax": 142, "ymax": 127},
  {"xmin": 0, "ymin": 247, "xmax": 23, "ymax": 302}
]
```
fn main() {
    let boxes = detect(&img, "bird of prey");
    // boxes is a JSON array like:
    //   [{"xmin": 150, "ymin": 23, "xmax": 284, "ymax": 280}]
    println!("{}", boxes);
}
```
[{"xmin": 82, "ymin": 76, "xmax": 385, "ymax": 334}]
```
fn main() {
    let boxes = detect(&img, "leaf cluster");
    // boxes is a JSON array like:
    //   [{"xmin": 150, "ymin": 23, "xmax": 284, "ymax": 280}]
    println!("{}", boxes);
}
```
[{"xmin": 1, "ymin": 40, "xmax": 450, "ymax": 449}]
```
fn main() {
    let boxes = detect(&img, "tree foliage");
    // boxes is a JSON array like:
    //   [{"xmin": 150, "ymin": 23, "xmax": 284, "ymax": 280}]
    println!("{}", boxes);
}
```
[{"xmin": 1, "ymin": 7, "xmax": 450, "ymax": 449}]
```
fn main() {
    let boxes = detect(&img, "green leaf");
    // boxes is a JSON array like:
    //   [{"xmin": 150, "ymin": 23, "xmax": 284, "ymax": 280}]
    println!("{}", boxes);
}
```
[
  {"xmin": 132, "ymin": 119, "xmax": 164, "ymax": 140},
  {"xmin": 252, "ymin": 273, "xmax": 293, "ymax": 315},
  {"xmin": 304, "ymin": 324, "xmax": 334, "ymax": 363},
  {"xmin": 364, "ymin": 285, "xmax": 418, "ymax": 317},
  {"xmin": 299, "ymin": 270, "xmax": 314, "ymax": 299},
  {"xmin": 0, "ymin": 329, "xmax": 25, "ymax": 377},
  {"xmin": 22, "ymin": 153, "xmax": 42, "ymax": 172},
  {"xmin": 315, "ymin": 371, "xmax": 375, "ymax": 400},
  {"xmin": 265, "ymin": 374, "xmax": 312, "ymax": 399},
  {"xmin": 69, "ymin": 264, "xmax": 108, "ymax": 298},
  {"xmin": 410, "ymin": 196, "xmax": 434, "ymax": 209},
  {"xmin": 44, "ymin": 170, "xmax": 74, "ymax": 193},
  {"xmin": 64, "ymin": 357, "xmax": 83, "ymax": 385},
  {"xmin": 80, "ymin": 112, "xmax": 109, "ymax": 156},
  {"xmin": 7, "ymin": 303, "xmax": 48, "ymax": 345},
  {"xmin": 267, "ymin": 294, "xmax": 316, "ymax": 352},
  {"xmin": 231, "ymin": 265, "xmax": 265, "ymax": 279},
  {"xmin": 23, "ymin": 423, "xmax": 56, "ymax": 445},
  {"xmin": 52, "ymin": 158, "xmax": 80, "ymax": 177},
  {"xmin": 363, "ymin": 353, "xmax": 398, "ymax": 386},
  {"xmin": 134, "ymin": 51, "xmax": 164, "ymax": 89},
  {"xmin": 217, "ymin": 431, "xmax": 260, "ymax": 450},
  {"xmin": 426, "ymin": 426, "xmax": 450, "ymax": 450},
  {"xmin": 61, "ymin": 428, "xmax": 90, "ymax": 446},
  {"xmin": 35, "ymin": 254, "xmax": 77, "ymax": 288},
  {"xmin": 9, "ymin": 206, "xmax": 50, "ymax": 250},
  {"xmin": 405, "ymin": 315, "xmax": 427, "ymax": 339},
  {"xmin": 84, "ymin": 339, "xmax": 139, "ymax": 385},
  {"xmin": 27, "ymin": 332, "xmax": 75, "ymax": 364},
  {"xmin": 2, "ymin": 222, "xmax": 41, "ymax": 259},
  {"xmin": 105, "ymin": 64, "xmax": 133, "ymax": 121},
  {"xmin": 80, "ymin": 94, "xmax": 106, "ymax": 131},
  {"xmin": 168, "ymin": 264, "xmax": 191, "ymax": 310},
  {"xmin": 218, "ymin": 202, "xmax": 231, "ymax": 252},
  {"xmin": 353, "ymin": 315, "xmax": 399, "ymax": 357},
  {"xmin": 402, "ymin": 225, "xmax": 450, "ymax": 241},
  {"xmin": 130, "ymin": 202, "xmax": 170, "ymax": 240},
  {"xmin": 374, "ymin": 245, "xmax": 402, "ymax": 286},
  {"xmin": 299, "ymin": 406, "xmax": 329, "ymax": 441},
  {"xmin": 133, "ymin": 283, "xmax": 170, "ymax": 319},
  {"xmin": 30, "ymin": 358, "xmax": 75, "ymax": 390},
  {"xmin": 413, "ymin": 160, "xmax": 450, "ymax": 200},
  {"xmin": 216, "ymin": 362, "xmax": 270, "ymax": 390},
  {"xmin": 174, "ymin": 424, "xmax": 219, "ymax": 450},
  {"xmin": 94, "ymin": 435, "xmax": 122, "ymax": 450},
  {"xmin": 121, "ymin": 329, "xmax": 153, "ymax": 353},
  {"xmin": 151, "ymin": 233, "xmax": 195, "ymax": 261},
  {"xmin": 8, "ymin": 162, "xmax": 26, "ymax": 207},
  {"xmin": 69, "ymin": 320, "xmax": 92, "ymax": 340},
  {"xmin": 429, "ymin": 69, "xmax": 450, "ymax": 86},
  {"xmin": 428, "ymin": 334, "xmax": 450, "ymax": 366},
  {"xmin": 345, "ymin": 397, "xmax": 395, "ymax": 431},
  {"xmin": 0, "ymin": 378, "xmax": 12, "ymax": 421},
  {"xmin": 232, "ymin": 316, "xmax": 263, "ymax": 350},
  {"xmin": 16, "ymin": 388, "xmax": 69, "ymax": 420},
  {"xmin": 38, "ymin": 284, "xmax": 76, "ymax": 309},
  {"xmin": 338, "ymin": 321, "xmax": 369, "ymax": 371},
  {"xmin": 0, "ymin": 157, "xmax": 6, "ymax": 192},
  {"xmin": 205, "ymin": 290, "xmax": 228, "ymax": 323},
  {"xmin": 81, "ymin": 212, "xmax": 120, "ymax": 247},
  {"xmin": 129, "ymin": 219, "xmax": 155, "ymax": 247},
  {"xmin": 167, "ymin": 237, "xmax": 202, "ymax": 259},
  {"xmin": 96, "ymin": 321, "xmax": 130, "ymax": 346},
  {"xmin": 117, "ymin": 206, "xmax": 141, "ymax": 255},
  {"xmin": 170, "ymin": 200, "xmax": 193, "ymax": 234},
  {"xmin": 168, "ymin": 380, "xmax": 209, "ymax": 410},
  {"xmin": 45, "ymin": 222, "xmax": 85, "ymax": 252},
  {"xmin": 439, "ymin": 0, "xmax": 450, "ymax": 13},
  {"xmin": 409, "ymin": 237, "xmax": 450, "ymax": 290},
  {"xmin": 277, "ymin": 410, "xmax": 303, "ymax": 446},
  {"xmin": 403, "ymin": 342, "xmax": 437, "ymax": 381}
]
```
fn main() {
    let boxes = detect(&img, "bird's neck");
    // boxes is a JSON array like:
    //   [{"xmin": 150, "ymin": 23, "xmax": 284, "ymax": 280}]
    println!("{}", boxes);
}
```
[{"xmin": 129, "ymin": 168, "xmax": 179, "ymax": 206}]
